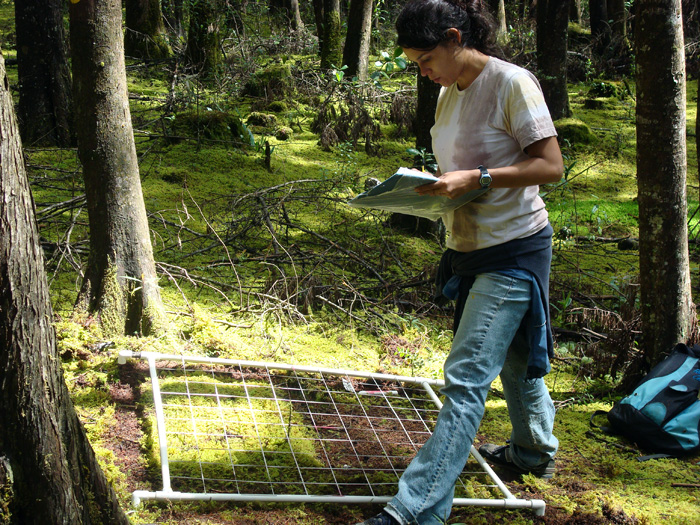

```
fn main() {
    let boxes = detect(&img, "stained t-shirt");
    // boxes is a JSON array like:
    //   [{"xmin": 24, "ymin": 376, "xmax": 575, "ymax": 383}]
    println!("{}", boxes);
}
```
[{"xmin": 431, "ymin": 56, "xmax": 557, "ymax": 252}]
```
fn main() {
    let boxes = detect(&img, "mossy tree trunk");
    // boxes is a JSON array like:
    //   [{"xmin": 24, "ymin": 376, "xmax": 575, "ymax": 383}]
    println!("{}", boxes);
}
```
[
  {"xmin": 636, "ymin": 0, "xmax": 697, "ymax": 366},
  {"xmin": 590, "ymin": 0, "xmax": 611, "ymax": 53},
  {"xmin": 0, "ymin": 50, "xmax": 129, "ymax": 525},
  {"xmin": 320, "ymin": 0, "xmax": 342, "ymax": 69},
  {"xmin": 125, "ymin": 0, "xmax": 172, "ymax": 59},
  {"xmin": 342, "ymin": 0, "xmax": 373, "ymax": 81},
  {"xmin": 14, "ymin": 0, "xmax": 73, "ymax": 147},
  {"xmin": 69, "ymin": 0, "xmax": 166, "ymax": 337},
  {"xmin": 185, "ymin": 0, "xmax": 223, "ymax": 75},
  {"xmin": 536, "ymin": 0, "xmax": 571, "ymax": 120}
]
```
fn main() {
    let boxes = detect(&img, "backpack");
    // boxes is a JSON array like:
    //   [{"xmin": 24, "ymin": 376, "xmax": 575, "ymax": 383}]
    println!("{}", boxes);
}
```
[{"xmin": 592, "ymin": 343, "xmax": 700, "ymax": 457}]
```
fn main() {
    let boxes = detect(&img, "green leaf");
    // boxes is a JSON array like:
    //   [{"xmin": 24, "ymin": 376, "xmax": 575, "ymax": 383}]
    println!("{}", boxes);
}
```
[{"xmin": 393, "ymin": 46, "xmax": 404, "ymax": 58}]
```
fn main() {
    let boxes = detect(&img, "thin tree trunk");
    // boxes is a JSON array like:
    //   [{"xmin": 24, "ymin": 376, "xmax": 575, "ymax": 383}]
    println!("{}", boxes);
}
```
[
  {"xmin": 569, "ymin": 0, "xmax": 581, "ymax": 23},
  {"xmin": 536, "ymin": 0, "xmax": 571, "ymax": 120},
  {"xmin": 14, "ymin": 0, "xmax": 73, "ymax": 147},
  {"xmin": 70, "ymin": 0, "xmax": 166, "ymax": 336},
  {"xmin": 415, "ymin": 73, "xmax": 440, "ymax": 152},
  {"xmin": 342, "ymin": 0, "xmax": 373, "ymax": 80},
  {"xmin": 590, "ymin": 0, "xmax": 611, "ymax": 52},
  {"xmin": 0, "ymin": 49, "xmax": 129, "ymax": 525},
  {"xmin": 313, "ymin": 0, "xmax": 325, "ymax": 54},
  {"xmin": 125, "ymin": 0, "xmax": 172, "ymax": 59},
  {"xmin": 321, "ymin": 0, "xmax": 342, "ymax": 69},
  {"xmin": 185, "ymin": 0, "xmax": 223, "ymax": 75},
  {"xmin": 488, "ymin": 0, "xmax": 507, "ymax": 40},
  {"xmin": 636, "ymin": 0, "xmax": 696, "ymax": 364}
]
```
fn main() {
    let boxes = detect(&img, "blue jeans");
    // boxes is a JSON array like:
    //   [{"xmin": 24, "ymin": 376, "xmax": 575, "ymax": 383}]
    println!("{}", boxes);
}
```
[{"xmin": 386, "ymin": 272, "xmax": 558, "ymax": 525}]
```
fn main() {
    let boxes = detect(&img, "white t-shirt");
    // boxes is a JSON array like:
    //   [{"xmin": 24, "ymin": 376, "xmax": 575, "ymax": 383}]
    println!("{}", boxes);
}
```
[{"xmin": 431, "ymin": 57, "xmax": 557, "ymax": 252}]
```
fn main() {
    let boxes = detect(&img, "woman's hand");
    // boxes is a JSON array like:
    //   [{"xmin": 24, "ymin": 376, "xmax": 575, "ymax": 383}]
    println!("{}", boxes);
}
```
[
  {"xmin": 414, "ymin": 136, "xmax": 564, "ymax": 198},
  {"xmin": 415, "ymin": 169, "xmax": 479, "ymax": 199}
]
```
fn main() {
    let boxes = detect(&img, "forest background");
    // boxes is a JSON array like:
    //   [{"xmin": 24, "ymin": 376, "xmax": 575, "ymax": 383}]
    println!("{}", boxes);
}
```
[{"xmin": 1, "ymin": 0, "xmax": 700, "ymax": 524}]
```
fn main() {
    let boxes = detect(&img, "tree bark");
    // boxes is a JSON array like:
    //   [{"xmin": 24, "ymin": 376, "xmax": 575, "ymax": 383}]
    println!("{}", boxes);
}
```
[
  {"xmin": 313, "ymin": 0, "xmax": 325, "ymax": 54},
  {"xmin": 162, "ymin": 0, "xmax": 185, "ymax": 37},
  {"xmin": 185, "ymin": 0, "xmax": 223, "ymax": 75},
  {"xmin": 415, "ymin": 73, "xmax": 440, "ymax": 152},
  {"xmin": 69, "ymin": 0, "xmax": 166, "ymax": 337},
  {"xmin": 125, "ymin": 0, "xmax": 172, "ymax": 59},
  {"xmin": 342, "ymin": 0, "xmax": 373, "ymax": 80},
  {"xmin": 569, "ymin": 0, "xmax": 581, "ymax": 23},
  {"xmin": 608, "ymin": 0, "xmax": 627, "ymax": 40},
  {"xmin": 488, "ymin": 0, "xmax": 507, "ymax": 39},
  {"xmin": 636, "ymin": 0, "xmax": 696, "ymax": 365},
  {"xmin": 536, "ymin": 0, "xmax": 571, "ymax": 120},
  {"xmin": 0, "ymin": 49, "xmax": 129, "ymax": 525},
  {"xmin": 590, "ymin": 0, "xmax": 611, "ymax": 52},
  {"xmin": 270, "ymin": 0, "xmax": 303, "ymax": 31},
  {"xmin": 14, "ymin": 0, "xmax": 73, "ymax": 147},
  {"xmin": 321, "ymin": 0, "xmax": 342, "ymax": 69}
]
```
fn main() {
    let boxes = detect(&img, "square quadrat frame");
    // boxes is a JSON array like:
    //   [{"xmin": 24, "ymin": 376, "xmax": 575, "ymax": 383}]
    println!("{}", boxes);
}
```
[{"xmin": 117, "ymin": 351, "xmax": 545, "ymax": 516}]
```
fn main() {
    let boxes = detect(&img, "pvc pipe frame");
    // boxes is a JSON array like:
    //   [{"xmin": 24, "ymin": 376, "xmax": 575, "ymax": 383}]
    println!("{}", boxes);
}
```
[{"xmin": 118, "ymin": 350, "xmax": 547, "ymax": 517}]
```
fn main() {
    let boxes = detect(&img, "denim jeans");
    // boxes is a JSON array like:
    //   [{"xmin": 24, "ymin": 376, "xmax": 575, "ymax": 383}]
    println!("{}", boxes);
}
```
[{"xmin": 386, "ymin": 272, "xmax": 558, "ymax": 525}]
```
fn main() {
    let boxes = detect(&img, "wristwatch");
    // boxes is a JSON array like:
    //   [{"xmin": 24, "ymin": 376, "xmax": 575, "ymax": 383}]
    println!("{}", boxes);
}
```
[{"xmin": 477, "ymin": 165, "xmax": 492, "ymax": 189}]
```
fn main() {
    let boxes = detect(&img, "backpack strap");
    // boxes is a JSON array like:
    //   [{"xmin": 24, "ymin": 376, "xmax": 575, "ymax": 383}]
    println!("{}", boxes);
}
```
[{"xmin": 589, "ymin": 409, "xmax": 615, "ymax": 434}]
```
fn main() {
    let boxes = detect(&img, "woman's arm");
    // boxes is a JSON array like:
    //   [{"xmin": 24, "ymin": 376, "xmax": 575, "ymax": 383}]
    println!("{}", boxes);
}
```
[{"xmin": 415, "ymin": 136, "xmax": 563, "ymax": 199}]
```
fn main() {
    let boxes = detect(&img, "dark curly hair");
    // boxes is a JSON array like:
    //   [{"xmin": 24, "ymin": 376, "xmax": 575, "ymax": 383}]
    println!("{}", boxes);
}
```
[{"xmin": 396, "ymin": 0, "xmax": 501, "ymax": 57}]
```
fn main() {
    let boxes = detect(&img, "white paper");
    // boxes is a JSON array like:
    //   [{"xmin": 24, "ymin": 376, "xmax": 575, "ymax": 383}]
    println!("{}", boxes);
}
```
[{"xmin": 348, "ymin": 167, "xmax": 489, "ymax": 221}]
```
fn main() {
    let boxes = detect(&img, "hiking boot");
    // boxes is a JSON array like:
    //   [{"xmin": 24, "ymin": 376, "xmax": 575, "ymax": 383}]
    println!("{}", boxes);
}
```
[
  {"xmin": 478, "ymin": 443, "xmax": 555, "ymax": 479},
  {"xmin": 355, "ymin": 511, "xmax": 400, "ymax": 525}
]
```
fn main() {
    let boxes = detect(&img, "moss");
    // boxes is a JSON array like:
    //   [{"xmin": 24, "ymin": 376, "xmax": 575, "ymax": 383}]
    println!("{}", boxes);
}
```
[
  {"xmin": 554, "ymin": 118, "xmax": 597, "ymax": 146},
  {"xmin": 166, "ymin": 111, "xmax": 248, "ymax": 145},
  {"xmin": 98, "ymin": 263, "xmax": 126, "ymax": 338},
  {"xmin": 243, "ymin": 64, "xmax": 292, "ymax": 97}
]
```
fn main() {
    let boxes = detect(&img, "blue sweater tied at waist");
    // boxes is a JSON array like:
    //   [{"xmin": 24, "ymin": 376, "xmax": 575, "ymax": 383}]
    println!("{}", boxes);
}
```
[{"xmin": 435, "ymin": 223, "xmax": 554, "ymax": 379}]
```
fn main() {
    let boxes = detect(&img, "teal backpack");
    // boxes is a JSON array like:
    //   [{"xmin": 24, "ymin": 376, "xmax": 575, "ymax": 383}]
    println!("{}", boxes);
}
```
[{"xmin": 593, "ymin": 343, "xmax": 700, "ymax": 457}]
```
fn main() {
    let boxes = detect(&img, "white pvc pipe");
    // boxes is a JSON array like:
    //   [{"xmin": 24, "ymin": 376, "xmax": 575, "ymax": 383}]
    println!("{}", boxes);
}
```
[
  {"xmin": 146, "ymin": 354, "xmax": 172, "ymax": 493},
  {"xmin": 131, "ymin": 490, "xmax": 545, "ymax": 515},
  {"xmin": 118, "ymin": 350, "xmax": 445, "ymax": 387}
]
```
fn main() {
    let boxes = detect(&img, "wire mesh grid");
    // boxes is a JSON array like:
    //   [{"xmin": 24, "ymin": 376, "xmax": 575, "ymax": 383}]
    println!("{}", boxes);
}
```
[{"xmin": 119, "ymin": 351, "xmax": 545, "ymax": 515}]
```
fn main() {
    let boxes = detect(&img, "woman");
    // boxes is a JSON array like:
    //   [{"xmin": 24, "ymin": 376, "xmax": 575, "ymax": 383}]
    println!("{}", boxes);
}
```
[{"xmin": 357, "ymin": 1, "xmax": 562, "ymax": 524}]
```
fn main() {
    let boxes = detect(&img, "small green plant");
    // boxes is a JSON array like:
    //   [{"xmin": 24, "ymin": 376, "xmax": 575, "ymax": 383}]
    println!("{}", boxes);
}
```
[
  {"xmin": 407, "ymin": 147, "xmax": 438, "ymax": 173},
  {"xmin": 371, "ymin": 47, "xmax": 408, "ymax": 88}
]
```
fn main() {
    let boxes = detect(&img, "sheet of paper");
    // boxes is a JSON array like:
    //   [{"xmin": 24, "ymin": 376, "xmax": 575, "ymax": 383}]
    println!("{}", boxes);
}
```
[{"xmin": 347, "ymin": 167, "xmax": 489, "ymax": 221}]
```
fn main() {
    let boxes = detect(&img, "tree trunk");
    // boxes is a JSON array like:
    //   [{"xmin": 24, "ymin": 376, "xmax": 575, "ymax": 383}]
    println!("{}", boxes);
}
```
[
  {"xmin": 608, "ymin": 0, "xmax": 627, "ymax": 40},
  {"xmin": 636, "ymin": 0, "xmax": 696, "ymax": 365},
  {"xmin": 14, "ymin": 0, "xmax": 73, "ymax": 147},
  {"xmin": 162, "ymin": 0, "xmax": 185, "ymax": 37},
  {"xmin": 342, "ymin": 0, "xmax": 373, "ymax": 80},
  {"xmin": 313, "ymin": 0, "xmax": 325, "ymax": 54},
  {"xmin": 590, "ymin": 0, "xmax": 611, "ymax": 52},
  {"xmin": 185, "ymin": 0, "xmax": 223, "ymax": 75},
  {"xmin": 270, "ymin": 0, "xmax": 303, "ymax": 31},
  {"xmin": 0, "ymin": 49, "xmax": 129, "ymax": 525},
  {"xmin": 569, "ymin": 0, "xmax": 581, "ymax": 23},
  {"xmin": 125, "ymin": 0, "xmax": 172, "ymax": 59},
  {"xmin": 536, "ymin": 0, "xmax": 571, "ymax": 120},
  {"xmin": 321, "ymin": 0, "xmax": 342, "ymax": 69},
  {"xmin": 488, "ymin": 0, "xmax": 507, "ymax": 40},
  {"xmin": 70, "ymin": 0, "xmax": 166, "ymax": 337},
  {"xmin": 415, "ymin": 73, "xmax": 440, "ymax": 152}
]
